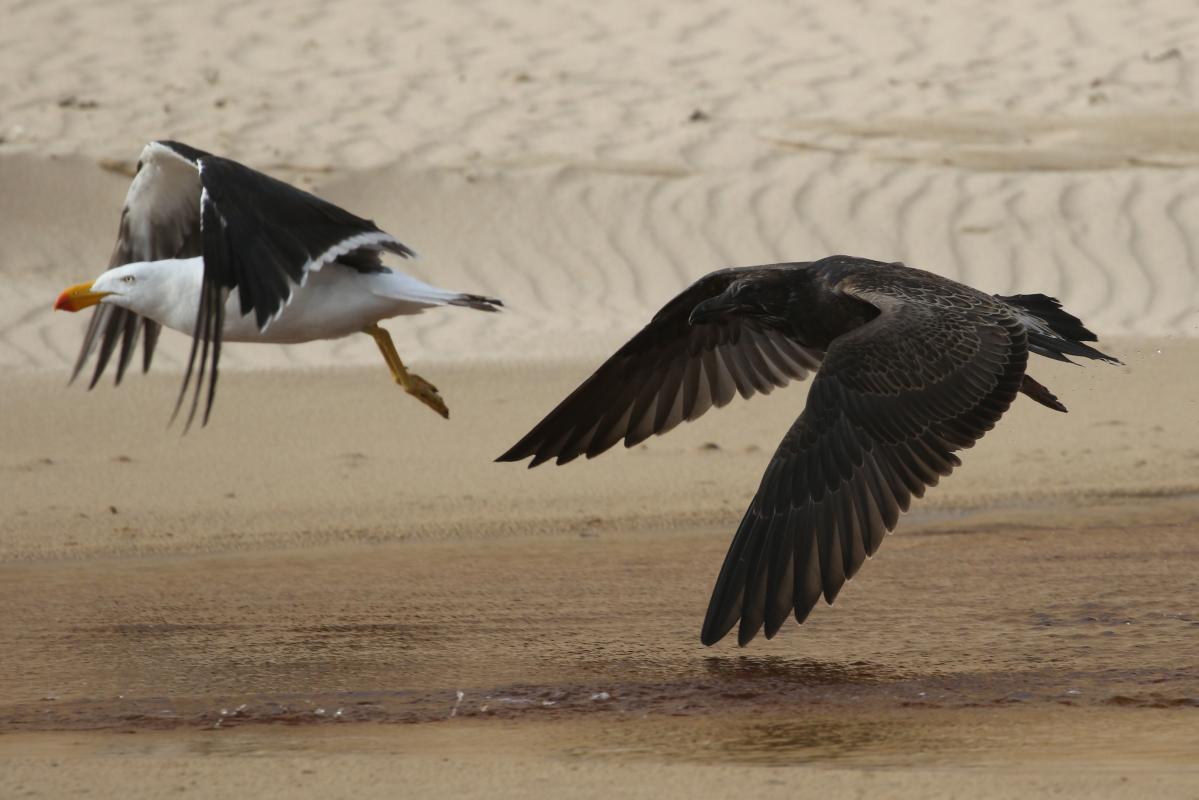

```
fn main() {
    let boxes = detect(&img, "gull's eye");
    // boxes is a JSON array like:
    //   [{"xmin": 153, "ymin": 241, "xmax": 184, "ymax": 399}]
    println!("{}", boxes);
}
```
[{"xmin": 121, "ymin": 275, "xmax": 136, "ymax": 284}]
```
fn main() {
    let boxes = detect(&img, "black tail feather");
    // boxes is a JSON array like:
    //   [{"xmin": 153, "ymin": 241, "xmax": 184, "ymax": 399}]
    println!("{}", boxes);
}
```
[
  {"xmin": 1020, "ymin": 374, "xmax": 1068, "ymax": 412},
  {"xmin": 996, "ymin": 293, "xmax": 1121, "ymax": 365},
  {"xmin": 450, "ymin": 293, "xmax": 503, "ymax": 312}
]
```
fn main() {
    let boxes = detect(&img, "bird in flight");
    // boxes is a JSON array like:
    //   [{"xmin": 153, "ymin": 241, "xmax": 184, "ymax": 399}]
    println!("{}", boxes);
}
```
[
  {"xmin": 55, "ymin": 140, "xmax": 501, "ymax": 427},
  {"xmin": 498, "ymin": 256, "xmax": 1118, "ymax": 646}
]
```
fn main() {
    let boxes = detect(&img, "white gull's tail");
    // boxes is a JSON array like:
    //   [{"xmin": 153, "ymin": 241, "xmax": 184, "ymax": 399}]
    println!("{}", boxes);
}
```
[{"xmin": 370, "ymin": 270, "xmax": 502, "ymax": 312}]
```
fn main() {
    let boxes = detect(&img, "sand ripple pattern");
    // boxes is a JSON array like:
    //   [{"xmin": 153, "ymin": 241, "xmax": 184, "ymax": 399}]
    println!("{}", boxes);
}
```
[
  {"xmin": 3, "ymin": 0, "xmax": 1198, "ymax": 170},
  {"xmin": 4, "ymin": 153, "xmax": 1198, "ymax": 372},
  {"xmin": 1, "ymin": 0, "xmax": 1198, "ymax": 370}
]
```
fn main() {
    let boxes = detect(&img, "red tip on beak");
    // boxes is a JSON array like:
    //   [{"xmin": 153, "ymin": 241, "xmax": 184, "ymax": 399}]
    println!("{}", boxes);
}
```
[{"xmin": 54, "ymin": 281, "xmax": 106, "ymax": 312}]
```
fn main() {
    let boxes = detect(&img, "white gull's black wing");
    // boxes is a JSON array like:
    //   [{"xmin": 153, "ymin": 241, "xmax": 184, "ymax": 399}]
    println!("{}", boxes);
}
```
[
  {"xmin": 195, "ymin": 154, "xmax": 415, "ymax": 331},
  {"xmin": 496, "ymin": 268, "xmax": 824, "ymax": 467},
  {"xmin": 700, "ymin": 274, "xmax": 1030, "ymax": 646},
  {"xmin": 177, "ymin": 152, "xmax": 416, "ymax": 428},
  {"xmin": 71, "ymin": 140, "xmax": 419, "ymax": 426},
  {"xmin": 72, "ymin": 140, "xmax": 417, "ymax": 427},
  {"xmin": 72, "ymin": 140, "xmax": 209, "ymax": 388}
]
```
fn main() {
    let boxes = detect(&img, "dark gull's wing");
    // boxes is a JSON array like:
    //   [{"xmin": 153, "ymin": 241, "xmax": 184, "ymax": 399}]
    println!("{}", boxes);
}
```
[
  {"xmin": 497, "ymin": 268, "xmax": 823, "ymax": 467},
  {"xmin": 72, "ymin": 140, "xmax": 208, "ymax": 388},
  {"xmin": 176, "ymin": 153, "xmax": 416, "ymax": 429},
  {"xmin": 701, "ymin": 279, "xmax": 1030, "ymax": 646}
]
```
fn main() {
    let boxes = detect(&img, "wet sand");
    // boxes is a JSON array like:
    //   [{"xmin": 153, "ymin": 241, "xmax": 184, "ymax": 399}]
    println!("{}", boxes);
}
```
[
  {"xmin": 2, "ymin": 358, "xmax": 1198, "ymax": 797},
  {"xmin": 1, "ymin": 509, "xmax": 1197, "ymax": 796},
  {"xmin": 3, "ymin": 710, "xmax": 1194, "ymax": 800},
  {"xmin": 3, "ymin": 512, "xmax": 1199, "ymax": 728}
]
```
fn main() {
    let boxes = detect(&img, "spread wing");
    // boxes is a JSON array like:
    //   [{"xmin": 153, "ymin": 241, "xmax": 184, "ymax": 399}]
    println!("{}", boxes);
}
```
[
  {"xmin": 497, "ymin": 268, "xmax": 824, "ymax": 467},
  {"xmin": 701, "ymin": 285, "xmax": 1029, "ymax": 646},
  {"xmin": 71, "ymin": 140, "xmax": 209, "ymax": 388},
  {"xmin": 178, "ymin": 152, "xmax": 414, "ymax": 428},
  {"xmin": 70, "ymin": 140, "xmax": 417, "ymax": 428}
]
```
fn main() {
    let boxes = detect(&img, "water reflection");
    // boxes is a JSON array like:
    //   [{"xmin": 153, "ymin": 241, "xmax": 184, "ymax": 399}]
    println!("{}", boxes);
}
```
[
  {"xmin": 702, "ymin": 655, "xmax": 892, "ymax": 687},
  {"xmin": 3, "ymin": 654, "xmax": 1192, "ymax": 734}
]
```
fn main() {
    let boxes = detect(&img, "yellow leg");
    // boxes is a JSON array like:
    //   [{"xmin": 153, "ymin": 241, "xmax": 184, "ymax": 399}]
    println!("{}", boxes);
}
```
[{"xmin": 363, "ymin": 324, "xmax": 449, "ymax": 419}]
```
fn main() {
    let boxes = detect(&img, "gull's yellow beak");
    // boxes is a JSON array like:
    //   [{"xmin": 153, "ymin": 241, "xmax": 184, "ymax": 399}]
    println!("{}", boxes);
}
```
[{"xmin": 54, "ymin": 281, "xmax": 110, "ymax": 312}]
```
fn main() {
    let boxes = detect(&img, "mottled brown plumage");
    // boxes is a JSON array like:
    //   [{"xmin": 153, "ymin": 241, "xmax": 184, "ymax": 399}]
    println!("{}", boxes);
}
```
[{"xmin": 498, "ymin": 256, "xmax": 1118, "ymax": 646}]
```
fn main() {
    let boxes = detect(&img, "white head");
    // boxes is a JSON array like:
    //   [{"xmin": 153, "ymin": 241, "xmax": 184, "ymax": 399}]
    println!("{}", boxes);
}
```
[{"xmin": 54, "ymin": 259, "xmax": 201, "ymax": 327}]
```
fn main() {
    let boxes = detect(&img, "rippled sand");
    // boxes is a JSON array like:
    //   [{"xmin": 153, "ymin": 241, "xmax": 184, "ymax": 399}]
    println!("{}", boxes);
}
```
[{"xmin": 3, "ymin": 0, "xmax": 1199, "ymax": 372}]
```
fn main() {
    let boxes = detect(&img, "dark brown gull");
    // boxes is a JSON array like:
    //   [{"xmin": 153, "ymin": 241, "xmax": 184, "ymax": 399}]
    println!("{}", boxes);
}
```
[{"xmin": 498, "ymin": 256, "xmax": 1118, "ymax": 646}]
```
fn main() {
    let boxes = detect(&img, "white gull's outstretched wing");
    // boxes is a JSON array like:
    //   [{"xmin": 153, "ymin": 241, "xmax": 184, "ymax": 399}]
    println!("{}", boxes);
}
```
[
  {"xmin": 71, "ymin": 140, "xmax": 209, "ymax": 388},
  {"xmin": 70, "ymin": 140, "xmax": 418, "ymax": 428},
  {"xmin": 180, "ymin": 149, "xmax": 414, "ymax": 427}
]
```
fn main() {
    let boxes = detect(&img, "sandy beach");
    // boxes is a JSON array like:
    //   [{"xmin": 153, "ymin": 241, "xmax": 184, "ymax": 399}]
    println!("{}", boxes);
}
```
[{"xmin": 2, "ymin": 0, "xmax": 1198, "ymax": 797}]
